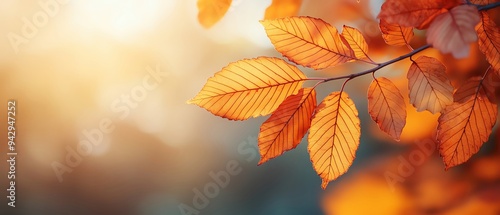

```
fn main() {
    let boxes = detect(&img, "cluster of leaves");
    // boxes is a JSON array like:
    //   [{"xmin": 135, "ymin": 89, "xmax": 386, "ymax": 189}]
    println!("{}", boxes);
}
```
[{"xmin": 190, "ymin": 0, "xmax": 500, "ymax": 189}]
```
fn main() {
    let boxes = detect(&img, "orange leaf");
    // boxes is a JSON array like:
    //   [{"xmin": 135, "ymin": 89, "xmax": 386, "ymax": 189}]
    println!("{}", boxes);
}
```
[
  {"xmin": 407, "ymin": 56, "xmax": 454, "ymax": 114},
  {"xmin": 197, "ymin": 0, "xmax": 232, "ymax": 28},
  {"xmin": 341, "ymin": 25, "xmax": 370, "ymax": 61},
  {"xmin": 308, "ymin": 91, "xmax": 360, "ymax": 189},
  {"xmin": 426, "ymin": 5, "xmax": 481, "ymax": 59},
  {"xmin": 188, "ymin": 57, "xmax": 306, "ymax": 120},
  {"xmin": 379, "ymin": 19, "xmax": 414, "ymax": 47},
  {"xmin": 264, "ymin": 0, "xmax": 303, "ymax": 20},
  {"xmin": 261, "ymin": 17, "xmax": 356, "ymax": 69},
  {"xmin": 476, "ymin": 12, "xmax": 500, "ymax": 73},
  {"xmin": 258, "ymin": 88, "xmax": 316, "ymax": 165},
  {"xmin": 378, "ymin": 0, "xmax": 461, "ymax": 29},
  {"xmin": 367, "ymin": 77, "xmax": 407, "ymax": 141},
  {"xmin": 437, "ymin": 71, "xmax": 498, "ymax": 170}
]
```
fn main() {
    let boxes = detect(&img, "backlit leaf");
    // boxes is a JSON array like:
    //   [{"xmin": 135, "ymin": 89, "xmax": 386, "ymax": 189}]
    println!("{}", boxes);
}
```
[
  {"xmin": 258, "ymin": 88, "xmax": 316, "ymax": 165},
  {"xmin": 437, "ymin": 71, "xmax": 498, "ymax": 170},
  {"xmin": 426, "ymin": 5, "xmax": 481, "ymax": 59},
  {"xmin": 407, "ymin": 56, "xmax": 454, "ymax": 114},
  {"xmin": 308, "ymin": 91, "xmax": 360, "ymax": 189},
  {"xmin": 368, "ymin": 77, "xmax": 406, "ymax": 141},
  {"xmin": 261, "ymin": 16, "xmax": 356, "ymax": 69},
  {"xmin": 341, "ymin": 25, "xmax": 370, "ymax": 61},
  {"xmin": 378, "ymin": 0, "xmax": 461, "ymax": 29},
  {"xmin": 188, "ymin": 57, "xmax": 306, "ymax": 120},
  {"xmin": 197, "ymin": 0, "xmax": 232, "ymax": 28},
  {"xmin": 379, "ymin": 19, "xmax": 414, "ymax": 47},
  {"xmin": 264, "ymin": 0, "xmax": 303, "ymax": 20},
  {"xmin": 476, "ymin": 12, "xmax": 500, "ymax": 72}
]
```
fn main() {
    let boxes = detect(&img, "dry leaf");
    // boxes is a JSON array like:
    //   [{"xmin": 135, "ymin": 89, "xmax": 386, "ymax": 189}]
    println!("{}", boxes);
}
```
[
  {"xmin": 261, "ymin": 16, "xmax": 356, "ymax": 69},
  {"xmin": 407, "ymin": 56, "xmax": 454, "ymax": 114},
  {"xmin": 188, "ymin": 57, "xmax": 306, "ymax": 120},
  {"xmin": 197, "ymin": 0, "xmax": 232, "ymax": 28},
  {"xmin": 341, "ymin": 25, "xmax": 370, "ymax": 60},
  {"xmin": 426, "ymin": 5, "xmax": 481, "ymax": 59},
  {"xmin": 258, "ymin": 88, "xmax": 316, "ymax": 165},
  {"xmin": 308, "ymin": 91, "xmax": 360, "ymax": 189},
  {"xmin": 476, "ymin": 12, "xmax": 500, "ymax": 73},
  {"xmin": 264, "ymin": 0, "xmax": 303, "ymax": 20},
  {"xmin": 437, "ymin": 72, "xmax": 497, "ymax": 169},
  {"xmin": 379, "ymin": 19, "xmax": 414, "ymax": 47},
  {"xmin": 368, "ymin": 77, "xmax": 407, "ymax": 141},
  {"xmin": 378, "ymin": 0, "xmax": 461, "ymax": 29}
]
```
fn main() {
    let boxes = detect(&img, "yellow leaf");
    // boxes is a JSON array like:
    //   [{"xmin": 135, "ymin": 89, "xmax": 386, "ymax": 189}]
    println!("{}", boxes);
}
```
[
  {"xmin": 264, "ymin": 0, "xmax": 303, "ymax": 20},
  {"xmin": 368, "ymin": 77, "xmax": 407, "ymax": 141},
  {"xmin": 197, "ymin": 0, "xmax": 232, "ymax": 28},
  {"xmin": 188, "ymin": 57, "xmax": 306, "ymax": 120},
  {"xmin": 261, "ymin": 17, "xmax": 356, "ymax": 69},
  {"xmin": 407, "ymin": 56, "xmax": 454, "ymax": 114},
  {"xmin": 437, "ymin": 70, "xmax": 497, "ymax": 170},
  {"xmin": 379, "ymin": 19, "xmax": 414, "ymax": 47},
  {"xmin": 476, "ymin": 12, "xmax": 500, "ymax": 73},
  {"xmin": 341, "ymin": 25, "xmax": 370, "ymax": 61},
  {"xmin": 308, "ymin": 91, "xmax": 360, "ymax": 189},
  {"xmin": 258, "ymin": 88, "xmax": 316, "ymax": 165}
]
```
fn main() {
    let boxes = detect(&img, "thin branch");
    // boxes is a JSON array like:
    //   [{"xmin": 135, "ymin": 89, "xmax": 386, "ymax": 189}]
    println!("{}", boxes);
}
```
[{"xmin": 317, "ymin": 44, "xmax": 430, "ymax": 84}]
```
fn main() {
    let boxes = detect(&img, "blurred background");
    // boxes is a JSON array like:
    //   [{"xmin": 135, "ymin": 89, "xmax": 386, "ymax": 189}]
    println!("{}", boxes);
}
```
[{"xmin": 0, "ymin": 0, "xmax": 499, "ymax": 214}]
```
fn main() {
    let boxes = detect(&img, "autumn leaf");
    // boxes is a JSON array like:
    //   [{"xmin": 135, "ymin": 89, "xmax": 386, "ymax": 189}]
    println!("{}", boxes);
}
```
[
  {"xmin": 261, "ymin": 16, "xmax": 356, "ymax": 69},
  {"xmin": 367, "ymin": 77, "xmax": 406, "ymax": 141},
  {"xmin": 378, "ymin": 0, "xmax": 461, "ymax": 29},
  {"xmin": 426, "ymin": 5, "xmax": 481, "ymax": 59},
  {"xmin": 197, "ymin": 0, "xmax": 232, "ymax": 28},
  {"xmin": 476, "ymin": 12, "xmax": 500, "ymax": 73},
  {"xmin": 341, "ymin": 25, "xmax": 371, "ymax": 61},
  {"xmin": 379, "ymin": 19, "xmax": 414, "ymax": 47},
  {"xmin": 407, "ymin": 56, "xmax": 454, "ymax": 114},
  {"xmin": 264, "ymin": 0, "xmax": 302, "ymax": 20},
  {"xmin": 188, "ymin": 57, "xmax": 306, "ymax": 120},
  {"xmin": 258, "ymin": 88, "xmax": 316, "ymax": 165},
  {"xmin": 437, "ymin": 71, "xmax": 498, "ymax": 170},
  {"xmin": 308, "ymin": 91, "xmax": 360, "ymax": 189}
]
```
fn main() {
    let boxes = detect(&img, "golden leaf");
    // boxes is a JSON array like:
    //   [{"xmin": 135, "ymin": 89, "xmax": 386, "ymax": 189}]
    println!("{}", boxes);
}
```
[
  {"xmin": 437, "ymin": 70, "xmax": 497, "ymax": 169},
  {"xmin": 308, "ymin": 91, "xmax": 360, "ymax": 189},
  {"xmin": 379, "ymin": 19, "xmax": 414, "ymax": 47},
  {"xmin": 368, "ymin": 77, "xmax": 407, "ymax": 141},
  {"xmin": 407, "ymin": 56, "xmax": 454, "ymax": 114},
  {"xmin": 188, "ymin": 57, "xmax": 306, "ymax": 120},
  {"xmin": 258, "ymin": 88, "xmax": 316, "ymax": 165},
  {"xmin": 261, "ymin": 17, "xmax": 356, "ymax": 69}
]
